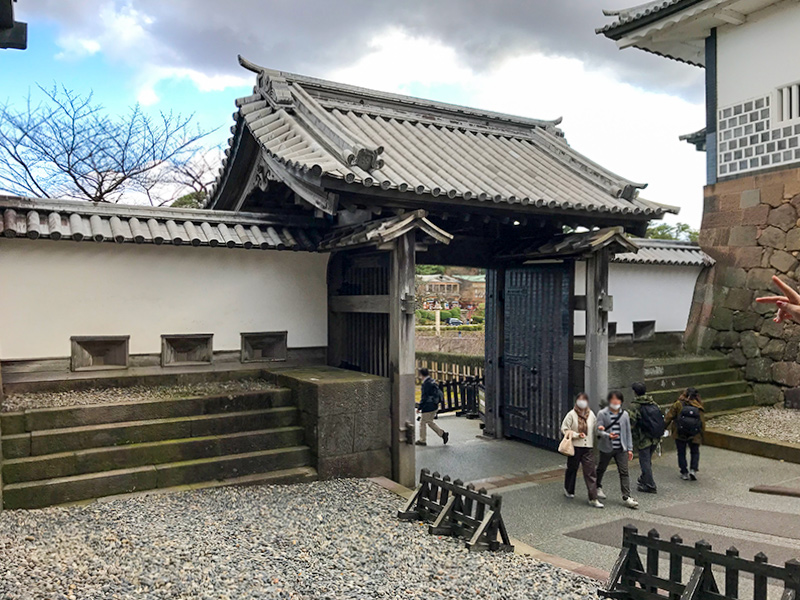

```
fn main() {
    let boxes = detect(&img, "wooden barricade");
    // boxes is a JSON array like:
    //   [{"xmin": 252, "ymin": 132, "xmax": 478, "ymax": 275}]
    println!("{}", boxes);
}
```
[
  {"xmin": 398, "ymin": 468, "xmax": 514, "ymax": 552},
  {"xmin": 437, "ymin": 376, "xmax": 484, "ymax": 416},
  {"xmin": 602, "ymin": 524, "xmax": 800, "ymax": 600}
]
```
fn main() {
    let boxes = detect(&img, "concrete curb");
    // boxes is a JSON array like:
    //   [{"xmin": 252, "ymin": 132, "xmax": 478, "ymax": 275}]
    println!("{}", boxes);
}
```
[
  {"xmin": 368, "ymin": 476, "xmax": 609, "ymax": 582},
  {"xmin": 704, "ymin": 427, "xmax": 800, "ymax": 464}
]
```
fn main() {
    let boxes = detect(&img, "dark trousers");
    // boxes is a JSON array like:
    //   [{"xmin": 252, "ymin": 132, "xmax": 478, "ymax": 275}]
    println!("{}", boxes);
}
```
[
  {"xmin": 675, "ymin": 439, "xmax": 700, "ymax": 474},
  {"xmin": 637, "ymin": 444, "xmax": 658, "ymax": 491},
  {"xmin": 597, "ymin": 448, "xmax": 631, "ymax": 499},
  {"xmin": 564, "ymin": 446, "xmax": 598, "ymax": 500}
]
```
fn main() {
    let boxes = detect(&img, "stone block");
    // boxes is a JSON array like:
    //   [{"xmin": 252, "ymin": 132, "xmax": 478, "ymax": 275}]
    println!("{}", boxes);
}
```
[
  {"xmin": 758, "ymin": 226, "xmax": 786, "ymax": 249},
  {"xmin": 353, "ymin": 409, "xmax": 392, "ymax": 453},
  {"xmin": 747, "ymin": 268, "xmax": 776, "ymax": 290},
  {"xmin": 742, "ymin": 205, "xmax": 770, "ymax": 226},
  {"xmin": 733, "ymin": 310, "xmax": 761, "ymax": 332},
  {"xmin": 785, "ymin": 341, "xmax": 800, "ymax": 362},
  {"xmin": 717, "ymin": 267, "xmax": 747, "ymax": 288},
  {"xmin": 733, "ymin": 247, "xmax": 765, "ymax": 268},
  {"xmin": 754, "ymin": 383, "xmax": 784, "ymax": 406},
  {"xmin": 728, "ymin": 225, "xmax": 758, "ymax": 247},
  {"xmin": 317, "ymin": 448, "xmax": 391, "ymax": 479},
  {"xmin": 785, "ymin": 387, "xmax": 800, "ymax": 409},
  {"xmin": 703, "ymin": 210, "xmax": 742, "ymax": 229},
  {"xmin": 785, "ymin": 179, "xmax": 800, "ymax": 199},
  {"xmin": 773, "ymin": 361, "xmax": 800, "ymax": 387},
  {"xmin": 709, "ymin": 307, "xmax": 734, "ymax": 330},
  {"xmin": 729, "ymin": 348, "xmax": 747, "ymax": 367},
  {"xmin": 711, "ymin": 175, "xmax": 756, "ymax": 194},
  {"xmin": 712, "ymin": 330, "xmax": 739, "ymax": 349},
  {"xmin": 740, "ymin": 189, "xmax": 761, "ymax": 208},
  {"xmin": 786, "ymin": 229, "xmax": 800, "ymax": 251},
  {"xmin": 768, "ymin": 204, "xmax": 797, "ymax": 231},
  {"xmin": 317, "ymin": 413, "xmax": 355, "ymax": 457},
  {"xmin": 762, "ymin": 183, "xmax": 786, "ymax": 208},
  {"xmin": 754, "ymin": 290, "xmax": 779, "ymax": 315},
  {"xmin": 704, "ymin": 195, "xmax": 718, "ymax": 213},
  {"xmin": 722, "ymin": 287, "xmax": 753, "ymax": 311},
  {"xmin": 746, "ymin": 357, "xmax": 773, "ymax": 382},
  {"xmin": 763, "ymin": 338, "xmax": 787, "ymax": 360},
  {"xmin": 761, "ymin": 317, "xmax": 786, "ymax": 338},
  {"xmin": 740, "ymin": 331, "xmax": 761, "ymax": 358},
  {"xmin": 771, "ymin": 250, "xmax": 798, "ymax": 273}
]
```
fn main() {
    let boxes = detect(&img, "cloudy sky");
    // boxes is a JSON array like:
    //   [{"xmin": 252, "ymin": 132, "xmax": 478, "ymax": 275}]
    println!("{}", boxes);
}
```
[{"xmin": 3, "ymin": 1, "xmax": 707, "ymax": 226}]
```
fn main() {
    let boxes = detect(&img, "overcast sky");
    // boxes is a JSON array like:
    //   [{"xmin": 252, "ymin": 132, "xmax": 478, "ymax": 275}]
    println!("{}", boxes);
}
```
[{"xmin": 4, "ymin": 1, "xmax": 707, "ymax": 226}]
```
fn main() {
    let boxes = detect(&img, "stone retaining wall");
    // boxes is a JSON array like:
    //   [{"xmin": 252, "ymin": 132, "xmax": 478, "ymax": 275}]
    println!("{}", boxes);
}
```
[{"xmin": 686, "ymin": 166, "xmax": 800, "ymax": 405}]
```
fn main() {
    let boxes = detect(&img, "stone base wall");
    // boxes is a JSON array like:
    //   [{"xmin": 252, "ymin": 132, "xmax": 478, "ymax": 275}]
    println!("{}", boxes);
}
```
[
  {"xmin": 686, "ymin": 166, "xmax": 800, "ymax": 404},
  {"xmin": 268, "ymin": 366, "xmax": 392, "ymax": 479}
]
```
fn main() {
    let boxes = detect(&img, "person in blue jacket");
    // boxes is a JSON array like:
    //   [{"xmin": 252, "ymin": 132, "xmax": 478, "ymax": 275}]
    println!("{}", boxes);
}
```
[{"xmin": 415, "ymin": 368, "xmax": 449, "ymax": 446}]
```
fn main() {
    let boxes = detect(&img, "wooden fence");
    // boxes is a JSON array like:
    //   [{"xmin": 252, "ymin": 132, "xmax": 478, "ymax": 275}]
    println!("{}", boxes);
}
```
[
  {"xmin": 438, "ymin": 376, "xmax": 483, "ymax": 417},
  {"xmin": 398, "ymin": 469, "xmax": 513, "ymax": 552},
  {"xmin": 602, "ymin": 524, "xmax": 800, "ymax": 600},
  {"xmin": 416, "ymin": 351, "xmax": 484, "ymax": 383}
]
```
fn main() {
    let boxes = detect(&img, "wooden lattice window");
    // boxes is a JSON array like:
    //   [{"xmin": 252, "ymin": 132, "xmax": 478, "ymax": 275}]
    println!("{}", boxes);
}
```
[
  {"xmin": 240, "ymin": 331, "xmax": 288, "ymax": 363},
  {"xmin": 161, "ymin": 334, "xmax": 213, "ymax": 367},
  {"xmin": 71, "ymin": 336, "xmax": 129, "ymax": 371}
]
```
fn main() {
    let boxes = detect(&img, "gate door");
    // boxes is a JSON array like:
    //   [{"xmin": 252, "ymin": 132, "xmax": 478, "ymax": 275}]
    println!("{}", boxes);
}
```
[{"xmin": 503, "ymin": 263, "xmax": 573, "ymax": 448}]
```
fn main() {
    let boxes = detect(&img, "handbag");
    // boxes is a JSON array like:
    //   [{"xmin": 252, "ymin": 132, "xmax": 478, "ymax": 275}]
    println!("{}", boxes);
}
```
[{"xmin": 558, "ymin": 430, "xmax": 575, "ymax": 457}]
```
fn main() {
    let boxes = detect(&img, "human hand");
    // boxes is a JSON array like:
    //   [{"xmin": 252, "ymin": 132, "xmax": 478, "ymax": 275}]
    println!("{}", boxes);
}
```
[
  {"xmin": 628, "ymin": 451, "xmax": 633, "ymax": 461},
  {"xmin": 578, "ymin": 432, "xmax": 586, "ymax": 439},
  {"xmin": 609, "ymin": 433, "xmax": 619, "ymax": 439},
  {"xmin": 598, "ymin": 426, "xmax": 605, "ymax": 431},
  {"xmin": 662, "ymin": 430, "xmax": 670, "ymax": 438},
  {"xmin": 756, "ymin": 276, "xmax": 800, "ymax": 323}
]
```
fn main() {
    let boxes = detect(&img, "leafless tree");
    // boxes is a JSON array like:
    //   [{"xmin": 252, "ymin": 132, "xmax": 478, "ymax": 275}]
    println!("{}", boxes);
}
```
[{"xmin": 0, "ymin": 85, "xmax": 211, "ymax": 204}]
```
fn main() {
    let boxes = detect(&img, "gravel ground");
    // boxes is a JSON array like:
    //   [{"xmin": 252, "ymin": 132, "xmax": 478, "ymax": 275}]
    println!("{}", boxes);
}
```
[
  {"xmin": 0, "ymin": 479, "xmax": 599, "ymax": 600},
  {"xmin": 1, "ymin": 379, "xmax": 277, "ymax": 413},
  {"xmin": 710, "ymin": 406, "xmax": 800, "ymax": 444}
]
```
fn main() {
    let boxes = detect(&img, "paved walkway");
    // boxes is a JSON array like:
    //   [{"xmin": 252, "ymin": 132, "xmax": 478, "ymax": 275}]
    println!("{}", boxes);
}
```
[{"xmin": 415, "ymin": 415, "xmax": 800, "ymax": 578}]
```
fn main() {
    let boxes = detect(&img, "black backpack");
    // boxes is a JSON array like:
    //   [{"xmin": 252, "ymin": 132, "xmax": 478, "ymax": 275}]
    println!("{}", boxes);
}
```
[
  {"xmin": 638, "ymin": 403, "xmax": 666, "ymax": 439},
  {"xmin": 677, "ymin": 402, "xmax": 703, "ymax": 438}
]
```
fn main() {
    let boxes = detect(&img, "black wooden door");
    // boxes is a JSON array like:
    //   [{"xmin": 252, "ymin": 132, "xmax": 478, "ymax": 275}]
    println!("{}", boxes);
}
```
[{"xmin": 502, "ymin": 263, "xmax": 573, "ymax": 449}]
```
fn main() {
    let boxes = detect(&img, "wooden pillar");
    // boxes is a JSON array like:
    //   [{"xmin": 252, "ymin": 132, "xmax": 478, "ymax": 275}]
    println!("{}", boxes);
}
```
[
  {"xmin": 484, "ymin": 266, "xmax": 505, "ymax": 439},
  {"xmin": 585, "ymin": 248, "xmax": 610, "ymax": 412},
  {"xmin": 389, "ymin": 231, "xmax": 416, "ymax": 487}
]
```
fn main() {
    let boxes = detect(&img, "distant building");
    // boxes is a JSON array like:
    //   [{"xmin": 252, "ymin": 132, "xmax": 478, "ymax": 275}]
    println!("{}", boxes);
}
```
[
  {"xmin": 454, "ymin": 275, "xmax": 486, "ymax": 306},
  {"xmin": 417, "ymin": 274, "xmax": 461, "ymax": 307}
]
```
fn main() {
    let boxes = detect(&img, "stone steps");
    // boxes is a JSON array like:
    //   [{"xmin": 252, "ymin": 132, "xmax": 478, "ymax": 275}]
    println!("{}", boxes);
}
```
[
  {"xmin": 2, "ymin": 446, "xmax": 313, "ymax": 509},
  {"xmin": 1, "ymin": 388, "xmax": 316, "ymax": 509},
  {"xmin": 644, "ymin": 356, "xmax": 758, "ymax": 416}
]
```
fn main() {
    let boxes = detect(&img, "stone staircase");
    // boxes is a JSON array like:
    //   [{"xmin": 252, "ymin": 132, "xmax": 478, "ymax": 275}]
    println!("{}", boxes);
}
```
[
  {"xmin": 0, "ymin": 388, "xmax": 316, "ymax": 509},
  {"xmin": 644, "ymin": 356, "xmax": 758, "ymax": 414}
]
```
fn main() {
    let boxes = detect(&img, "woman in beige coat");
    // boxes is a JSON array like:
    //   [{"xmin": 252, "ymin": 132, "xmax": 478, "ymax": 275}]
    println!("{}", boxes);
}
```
[{"xmin": 561, "ymin": 392, "xmax": 603, "ymax": 508}]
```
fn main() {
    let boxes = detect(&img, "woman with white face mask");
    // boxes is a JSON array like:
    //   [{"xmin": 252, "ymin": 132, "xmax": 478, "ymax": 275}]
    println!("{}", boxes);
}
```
[
  {"xmin": 596, "ymin": 391, "xmax": 638, "ymax": 509},
  {"xmin": 560, "ymin": 392, "xmax": 602, "ymax": 508}
]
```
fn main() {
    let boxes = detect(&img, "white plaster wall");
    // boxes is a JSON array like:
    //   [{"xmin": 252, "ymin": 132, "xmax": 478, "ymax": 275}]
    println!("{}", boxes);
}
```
[
  {"xmin": 0, "ymin": 239, "xmax": 329, "ymax": 359},
  {"xmin": 573, "ymin": 262, "xmax": 702, "ymax": 336},
  {"xmin": 717, "ymin": 3, "xmax": 800, "ymax": 107}
]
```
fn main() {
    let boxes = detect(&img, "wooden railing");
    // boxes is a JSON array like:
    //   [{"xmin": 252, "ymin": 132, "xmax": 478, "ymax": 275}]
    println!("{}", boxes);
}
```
[
  {"xmin": 438, "ymin": 376, "xmax": 483, "ymax": 417},
  {"xmin": 602, "ymin": 524, "xmax": 800, "ymax": 600},
  {"xmin": 416, "ymin": 351, "xmax": 484, "ymax": 383}
]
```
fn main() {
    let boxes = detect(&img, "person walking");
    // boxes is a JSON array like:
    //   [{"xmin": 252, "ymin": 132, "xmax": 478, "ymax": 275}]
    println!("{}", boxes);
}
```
[
  {"xmin": 415, "ymin": 368, "xmax": 449, "ymax": 446},
  {"xmin": 664, "ymin": 387, "xmax": 705, "ymax": 481},
  {"xmin": 596, "ymin": 391, "xmax": 639, "ymax": 509},
  {"xmin": 628, "ymin": 382, "xmax": 665, "ymax": 494},
  {"xmin": 560, "ymin": 392, "xmax": 603, "ymax": 508}
]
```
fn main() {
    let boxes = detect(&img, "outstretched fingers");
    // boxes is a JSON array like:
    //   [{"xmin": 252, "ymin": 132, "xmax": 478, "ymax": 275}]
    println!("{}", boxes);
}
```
[
  {"xmin": 756, "ymin": 295, "xmax": 789, "ymax": 304},
  {"xmin": 771, "ymin": 276, "xmax": 800, "ymax": 304}
]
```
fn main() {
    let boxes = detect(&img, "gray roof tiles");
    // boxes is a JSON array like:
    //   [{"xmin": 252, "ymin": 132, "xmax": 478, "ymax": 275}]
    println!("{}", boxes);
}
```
[{"xmin": 613, "ymin": 237, "xmax": 714, "ymax": 266}]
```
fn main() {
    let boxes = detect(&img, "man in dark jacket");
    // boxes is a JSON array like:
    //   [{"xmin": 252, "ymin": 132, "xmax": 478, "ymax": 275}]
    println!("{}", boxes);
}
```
[
  {"xmin": 416, "ymin": 368, "xmax": 449, "ymax": 446},
  {"xmin": 628, "ymin": 382, "xmax": 663, "ymax": 494}
]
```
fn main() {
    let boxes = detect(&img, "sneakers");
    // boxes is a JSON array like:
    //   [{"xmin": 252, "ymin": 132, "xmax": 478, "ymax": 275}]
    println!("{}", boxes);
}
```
[
  {"xmin": 442, "ymin": 432, "xmax": 450, "ymax": 445},
  {"xmin": 588, "ymin": 499, "xmax": 605, "ymax": 509},
  {"xmin": 623, "ymin": 497, "xmax": 639, "ymax": 509},
  {"xmin": 637, "ymin": 485, "xmax": 657, "ymax": 494},
  {"xmin": 689, "ymin": 469, "xmax": 698, "ymax": 481},
  {"xmin": 680, "ymin": 472, "xmax": 690, "ymax": 481},
  {"xmin": 597, "ymin": 488, "xmax": 607, "ymax": 500},
  {"xmin": 415, "ymin": 441, "xmax": 427, "ymax": 446},
  {"xmin": 564, "ymin": 489, "xmax": 575, "ymax": 499}
]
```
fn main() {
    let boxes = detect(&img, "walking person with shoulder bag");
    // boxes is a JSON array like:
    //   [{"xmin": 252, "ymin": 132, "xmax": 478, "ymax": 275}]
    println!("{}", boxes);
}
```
[
  {"xmin": 664, "ymin": 387, "xmax": 705, "ymax": 481},
  {"xmin": 596, "ymin": 391, "xmax": 639, "ymax": 509},
  {"xmin": 560, "ymin": 393, "xmax": 603, "ymax": 508}
]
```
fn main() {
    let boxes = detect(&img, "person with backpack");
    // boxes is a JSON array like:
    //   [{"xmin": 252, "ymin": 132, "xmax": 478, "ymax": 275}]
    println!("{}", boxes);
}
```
[
  {"xmin": 415, "ymin": 368, "xmax": 449, "ymax": 446},
  {"xmin": 628, "ymin": 382, "xmax": 665, "ymax": 494},
  {"xmin": 560, "ymin": 392, "xmax": 603, "ymax": 508},
  {"xmin": 664, "ymin": 387, "xmax": 706, "ymax": 481},
  {"xmin": 596, "ymin": 391, "xmax": 639, "ymax": 509}
]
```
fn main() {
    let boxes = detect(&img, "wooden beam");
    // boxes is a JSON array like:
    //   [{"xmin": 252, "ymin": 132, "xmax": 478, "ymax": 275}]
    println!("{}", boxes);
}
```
[
  {"xmin": 329, "ymin": 295, "xmax": 390, "ymax": 314},
  {"xmin": 585, "ymin": 247, "xmax": 610, "ymax": 412},
  {"xmin": 389, "ymin": 231, "xmax": 416, "ymax": 488},
  {"xmin": 483, "ymin": 266, "xmax": 505, "ymax": 439}
]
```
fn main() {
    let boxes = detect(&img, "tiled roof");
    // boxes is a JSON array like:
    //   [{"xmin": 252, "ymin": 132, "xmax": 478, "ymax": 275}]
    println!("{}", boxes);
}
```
[
  {"xmin": 679, "ymin": 127, "xmax": 707, "ymax": 151},
  {"xmin": 210, "ymin": 58, "xmax": 677, "ymax": 220},
  {"xmin": 0, "ymin": 196, "xmax": 321, "ymax": 251},
  {"xmin": 596, "ymin": 0, "xmax": 704, "ymax": 35},
  {"xmin": 501, "ymin": 226, "xmax": 640, "ymax": 260},
  {"xmin": 317, "ymin": 210, "xmax": 452, "ymax": 251},
  {"xmin": 613, "ymin": 237, "xmax": 714, "ymax": 266}
]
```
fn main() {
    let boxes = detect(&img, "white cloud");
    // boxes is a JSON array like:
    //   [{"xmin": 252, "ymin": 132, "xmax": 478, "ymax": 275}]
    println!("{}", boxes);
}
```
[{"xmin": 326, "ymin": 29, "xmax": 706, "ymax": 227}]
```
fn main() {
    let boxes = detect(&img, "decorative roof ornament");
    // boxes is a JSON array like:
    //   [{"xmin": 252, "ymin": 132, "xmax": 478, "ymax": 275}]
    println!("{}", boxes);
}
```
[{"xmin": 264, "ymin": 75, "xmax": 293, "ymax": 107}]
